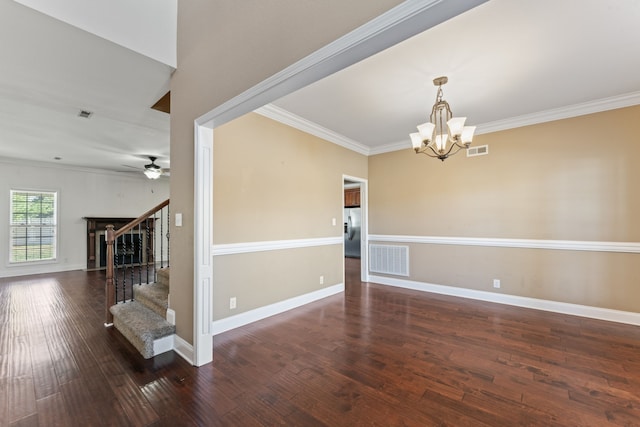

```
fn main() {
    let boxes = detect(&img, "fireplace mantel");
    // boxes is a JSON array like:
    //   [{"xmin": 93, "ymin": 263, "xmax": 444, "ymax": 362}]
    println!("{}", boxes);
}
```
[{"xmin": 83, "ymin": 217, "xmax": 155, "ymax": 270}]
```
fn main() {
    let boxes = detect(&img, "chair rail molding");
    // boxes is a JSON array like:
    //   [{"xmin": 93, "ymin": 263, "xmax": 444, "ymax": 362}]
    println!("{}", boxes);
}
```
[{"xmin": 368, "ymin": 234, "xmax": 640, "ymax": 253}]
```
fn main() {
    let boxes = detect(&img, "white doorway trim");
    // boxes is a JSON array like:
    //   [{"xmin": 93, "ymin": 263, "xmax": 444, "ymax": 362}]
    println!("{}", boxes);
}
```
[
  {"xmin": 193, "ymin": 125, "xmax": 213, "ymax": 366},
  {"xmin": 191, "ymin": 0, "xmax": 485, "ymax": 365}
]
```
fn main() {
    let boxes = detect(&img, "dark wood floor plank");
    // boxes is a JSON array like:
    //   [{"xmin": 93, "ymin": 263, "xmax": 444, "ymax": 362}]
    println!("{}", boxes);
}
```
[
  {"xmin": 0, "ymin": 325, "xmax": 11, "ymax": 358},
  {"xmin": 0, "ymin": 378, "xmax": 7, "ymax": 425},
  {"xmin": 31, "ymin": 359, "xmax": 58, "ymax": 402},
  {"xmin": 36, "ymin": 392, "xmax": 73, "ymax": 427},
  {"xmin": 7, "ymin": 377, "xmax": 36, "ymax": 425},
  {"xmin": 2, "ymin": 259, "xmax": 640, "ymax": 425},
  {"xmin": 80, "ymin": 365, "xmax": 132, "ymax": 427},
  {"xmin": 9, "ymin": 413, "xmax": 39, "ymax": 427},
  {"xmin": 28, "ymin": 327, "xmax": 58, "ymax": 401}
]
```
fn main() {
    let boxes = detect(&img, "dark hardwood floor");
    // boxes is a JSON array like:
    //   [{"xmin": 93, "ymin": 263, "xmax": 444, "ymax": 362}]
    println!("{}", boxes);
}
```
[{"xmin": 2, "ymin": 258, "xmax": 640, "ymax": 426}]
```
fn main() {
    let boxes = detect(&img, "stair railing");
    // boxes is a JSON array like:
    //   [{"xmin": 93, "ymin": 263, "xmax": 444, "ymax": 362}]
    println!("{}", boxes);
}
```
[{"xmin": 104, "ymin": 199, "xmax": 170, "ymax": 325}]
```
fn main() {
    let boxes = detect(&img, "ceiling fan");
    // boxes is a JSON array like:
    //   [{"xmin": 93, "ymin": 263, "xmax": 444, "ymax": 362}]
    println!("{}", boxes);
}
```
[
  {"xmin": 144, "ymin": 156, "xmax": 164, "ymax": 179},
  {"xmin": 121, "ymin": 155, "xmax": 170, "ymax": 178}
]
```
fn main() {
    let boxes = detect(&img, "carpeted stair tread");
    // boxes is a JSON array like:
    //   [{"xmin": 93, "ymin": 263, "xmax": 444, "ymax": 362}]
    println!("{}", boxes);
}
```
[
  {"xmin": 134, "ymin": 283, "xmax": 169, "ymax": 318},
  {"xmin": 110, "ymin": 301, "xmax": 175, "ymax": 359}
]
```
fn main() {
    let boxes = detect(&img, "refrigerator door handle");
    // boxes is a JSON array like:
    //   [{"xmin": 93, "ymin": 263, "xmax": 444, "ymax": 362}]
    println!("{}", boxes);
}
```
[{"xmin": 347, "ymin": 215, "xmax": 355, "ymax": 240}]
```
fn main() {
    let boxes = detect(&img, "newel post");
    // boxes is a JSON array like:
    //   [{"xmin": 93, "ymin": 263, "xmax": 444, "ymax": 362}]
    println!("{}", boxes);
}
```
[{"xmin": 105, "ymin": 224, "xmax": 115, "ymax": 326}]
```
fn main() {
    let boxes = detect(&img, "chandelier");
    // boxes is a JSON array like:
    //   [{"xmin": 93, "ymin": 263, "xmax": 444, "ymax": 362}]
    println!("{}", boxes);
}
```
[{"xmin": 410, "ymin": 76, "xmax": 476, "ymax": 161}]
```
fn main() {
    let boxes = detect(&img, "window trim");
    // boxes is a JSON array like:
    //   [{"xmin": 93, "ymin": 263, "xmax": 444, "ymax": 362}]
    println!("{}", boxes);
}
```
[{"xmin": 9, "ymin": 189, "xmax": 59, "ymax": 264}]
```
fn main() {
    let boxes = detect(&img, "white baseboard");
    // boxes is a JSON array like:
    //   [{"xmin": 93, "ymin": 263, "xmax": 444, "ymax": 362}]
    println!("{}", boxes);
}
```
[
  {"xmin": 153, "ymin": 334, "xmax": 175, "ymax": 357},
  {"xmin": 0, "ymin": 263, "xmax": 86, "ymax": 278},
  {"xmin": 212, "ymin": 283, "xmax": 344, "ymax": 335},
  {"xmin": 173, "ymin": 334, "xmax": 194, "ymax": 365},
  {"xmin": 369, "ymin": 275, "xmax": 640, "ymax": 327}
]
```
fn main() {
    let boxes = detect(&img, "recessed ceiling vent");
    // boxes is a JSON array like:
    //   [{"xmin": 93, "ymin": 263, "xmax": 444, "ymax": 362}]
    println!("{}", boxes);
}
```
[
  {"xmin": 77, "ymin": 110, "xmax": 93, "ymax": 119},
  {"xmin": 467, "ymin": 144, "xmax": 489, "ymax": 157}
]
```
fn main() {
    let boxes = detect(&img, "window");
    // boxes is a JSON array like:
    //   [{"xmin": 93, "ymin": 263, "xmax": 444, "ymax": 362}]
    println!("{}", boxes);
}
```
[{"xmin": 10, "ymin": 190, "xmax": 57, "ymax": 263}]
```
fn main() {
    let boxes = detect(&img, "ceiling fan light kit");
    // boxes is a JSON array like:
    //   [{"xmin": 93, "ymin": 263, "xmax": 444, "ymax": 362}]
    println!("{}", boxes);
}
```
[
  {"xmin": 144, "ymin": 156, "xmax": 163, "ymax": 179},
  {"xmin": 410, "ymin": 76, "xmax": 476, "ymax": 161}
]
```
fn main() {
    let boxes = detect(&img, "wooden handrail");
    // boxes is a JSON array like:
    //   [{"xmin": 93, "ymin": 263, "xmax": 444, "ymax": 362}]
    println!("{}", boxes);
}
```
[{"xmin": 114, "ymin": 198, "xmax": 170, "ymax": 238}]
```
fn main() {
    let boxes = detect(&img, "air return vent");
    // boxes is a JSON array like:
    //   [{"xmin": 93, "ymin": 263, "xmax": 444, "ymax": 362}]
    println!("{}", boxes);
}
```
[
  {"xmin": 369, "ymin": 244, "xmax": 409, "ymax": 276},
  {"xmin": 467, "ymin": 144, "xmax": 488, "ymax": 157}
]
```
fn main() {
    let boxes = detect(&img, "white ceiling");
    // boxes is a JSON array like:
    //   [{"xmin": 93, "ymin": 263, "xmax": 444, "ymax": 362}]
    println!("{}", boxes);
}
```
[
  {"xmin": 0, "ymin": 0, "xmax": 173, "ymax": 174},
  {"xmin": 13, "ymin": 0, "xmax": 177, "ymax": 67},
  {"xmin": 273, "ymin": 0, "xmax": 640, "ymax": 154},
  {"xmin": 2, "ymin": 0, "xmax": 640, "ymax": 174}
]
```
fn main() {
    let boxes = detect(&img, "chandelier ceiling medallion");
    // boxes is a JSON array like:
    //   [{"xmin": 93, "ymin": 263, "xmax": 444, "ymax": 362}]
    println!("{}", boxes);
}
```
[{"xmin": 410, "ymin": 76, "xmax": 476, "ymax": 161}]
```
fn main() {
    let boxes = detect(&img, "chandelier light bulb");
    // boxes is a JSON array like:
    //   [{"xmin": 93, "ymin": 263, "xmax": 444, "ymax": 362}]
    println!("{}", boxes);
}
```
[
  {"xmin": 417, "ymin": 122, "xmax": 435, "ymax": 142},
  {"xmin": 410, "ymin": 132, "xmax": 423, "ymax": 150},
  {"xmin": 447, "ymin": 117, "xmax": 466, "ymax": 138},
  {"xmin": 435, "ymin": 134, "xmax": 448, "ymax": 151}
]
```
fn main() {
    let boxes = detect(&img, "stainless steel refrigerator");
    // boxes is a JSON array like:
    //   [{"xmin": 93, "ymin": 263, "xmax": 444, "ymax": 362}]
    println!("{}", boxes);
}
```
[{"xmin": 344, "ymin": 207, "xmax": 361, "ymax": 258}]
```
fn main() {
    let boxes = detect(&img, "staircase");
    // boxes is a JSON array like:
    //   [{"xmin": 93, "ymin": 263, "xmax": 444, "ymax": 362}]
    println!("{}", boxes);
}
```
[
  {"xmin": 109, "ymin": 268, "xmax": 174, "ymax": 359},
  {"xmin": 103, "ymin": 199, "xmax": 174, "ymax": 359}
]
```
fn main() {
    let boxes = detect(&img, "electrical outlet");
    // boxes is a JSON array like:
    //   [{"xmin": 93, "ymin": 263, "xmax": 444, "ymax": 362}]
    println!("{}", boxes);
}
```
[
  {"xmin": 319, "ymin": 275, "xmax": 324, "ymax": 285},
  {"xmin": 229, "ymin": 297, "xmax": 237, "ymax": 309},
  {"xmin": 493, "ymin": 279, "xmax": 501, "ymax": 289}
]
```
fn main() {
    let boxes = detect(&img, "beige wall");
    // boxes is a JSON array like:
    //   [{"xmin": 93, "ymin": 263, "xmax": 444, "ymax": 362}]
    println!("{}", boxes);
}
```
[
  {"xmin": 214, "ymin": 113, "xmax": 366, "ymax": 243},
  {"xmin": 212, "ymin": 112, "xmax": 366, "ymax": 320},
  {"xmin": 171, "ymin": 0, "xmax": 403, "ymax": 343},
  {"xmin": 171, "ymin": 1, "xmax": 637, "ymax": 344},
  {"xmin": 213, "ymin": 246, "xmax": 343, "ymax": 320},
  {"xmin": 369, "ymin": 105, "xmax": 640, "ymax": 311}
]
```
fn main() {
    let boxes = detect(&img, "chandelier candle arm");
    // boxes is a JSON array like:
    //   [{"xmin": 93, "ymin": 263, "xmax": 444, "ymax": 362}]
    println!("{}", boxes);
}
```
[{"xmin": 410, "ymin": 76, "xmax": 475, "ymax": 161}]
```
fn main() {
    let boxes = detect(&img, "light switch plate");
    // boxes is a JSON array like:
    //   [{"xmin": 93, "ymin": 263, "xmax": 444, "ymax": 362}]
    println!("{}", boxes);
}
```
[{"xmin": 175, "ymin": 213, "xmax": 182, "ymax": 227}]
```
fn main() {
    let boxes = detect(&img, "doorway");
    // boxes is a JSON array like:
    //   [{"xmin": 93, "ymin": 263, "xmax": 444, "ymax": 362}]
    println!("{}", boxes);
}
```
[
  {"xmin": 343, "ymin": 175, "xmax": 368, "ymax": 284},
  {"xmin": 192, "ymin": 2, "xmax": 467, "ymax": 366},
  {"xmin": 343, "ymin": 180, "xmax": 361, "ymax": 259}
]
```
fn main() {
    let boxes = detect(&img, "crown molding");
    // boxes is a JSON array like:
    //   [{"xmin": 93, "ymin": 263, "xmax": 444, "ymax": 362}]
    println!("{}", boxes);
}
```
[
  {"xmin": 259, "ymin": 92, "xmax": 640, "ymax": 157},
  {"xmin": 255, "ymin": 104, "xmax": 371, "ymax": 155},
  {"xmin": 368, "ymin": 140, "xmax": 412, "ymax": 155},
  {"xmin": 476, "ymin": 91, "xmax": 640, "ymax": 135}
]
